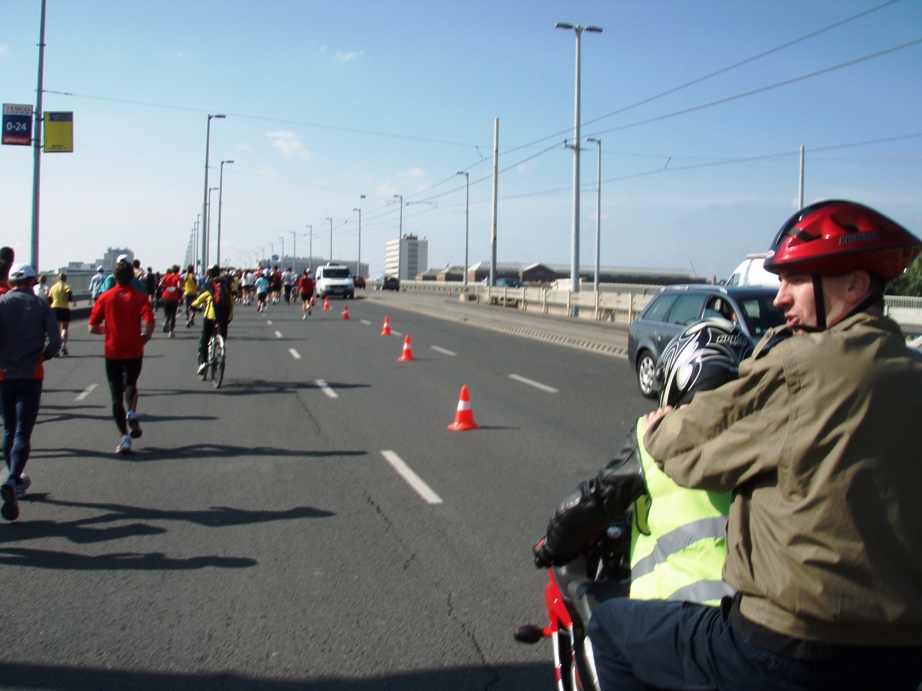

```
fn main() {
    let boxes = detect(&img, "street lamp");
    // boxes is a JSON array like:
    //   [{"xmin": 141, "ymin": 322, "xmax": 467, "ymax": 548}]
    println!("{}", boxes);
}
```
[
  {"xmin": 206, "ymin": 186, "xmax": 219, "ymax": 268},
  {"xmin": 201, "ymin": 114, "xmax": 226, "ymax": 269},
  {"xmin": 456, "ymin": 171, "xmax": 470, "ymax": 291},
  {"xmin": 217, "ymin": 159, "xmax": 233, "ymax": 268},
  {"xmin": 279, "ymin": 236, "xmax": 285, "ymax": 262},
  {"xmin": 392, "ymin": 194, "xmax": 403, "ymax": 279},
  {"xmin": 586, "ymin": 138, "xmax": 601, "ymax": 293},
  {"xmin": 325, "ymin": 218, "xmax": 333, "ymax": 263},
  {"xmin": 306, "ymin": 224, "xmax": 313, "ymax": 268},
  {"xmin": 269, "ymin": 242, "xmax": 274, "ymax": 263},
  {"xmin": 556, "ymin": 22, "xmax": 601, "ymax": 315},
  {"xmin": 353, "ymin": 194, "xmax": 366, "ymax": 279}
]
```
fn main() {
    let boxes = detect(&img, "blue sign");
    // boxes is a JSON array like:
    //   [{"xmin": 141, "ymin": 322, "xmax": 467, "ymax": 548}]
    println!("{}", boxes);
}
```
[{"xmin": 2, "ymin": 104, "xmax": 33, "ymax": 146}]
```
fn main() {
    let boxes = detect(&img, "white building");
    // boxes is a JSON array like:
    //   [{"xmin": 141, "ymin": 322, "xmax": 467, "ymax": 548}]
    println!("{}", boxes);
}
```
[{"xmin": 384, "ymin": 234, "xmax": 428, "ymax": 281}]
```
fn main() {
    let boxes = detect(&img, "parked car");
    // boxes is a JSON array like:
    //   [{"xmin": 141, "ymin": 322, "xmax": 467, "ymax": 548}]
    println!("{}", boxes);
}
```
[
  {"xmin": 315, "ymin": 264, "xmax": 355, "ymax": 299},
  {"xmin": 494, "ymin": 277, "xmax": 524, "ymax": 288},
  {"xmin": 375, "ymin": 276, "xmax": 400, "ymax": 291},
  {"xmin": 627, "ymin": 284, "xmax": 785, "ymax": 398},
  {"xmin": 489, "ymin": 277, "xmax": 525, "ymax": 306},
  {"xmin": 353, "ymin": 276, "xmax": 366, "ymax": 289}
]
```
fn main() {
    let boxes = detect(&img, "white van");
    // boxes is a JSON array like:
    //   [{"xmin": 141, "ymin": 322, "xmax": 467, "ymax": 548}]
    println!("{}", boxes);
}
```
[
  {"xmin": 726, "ymin": 253, "xmax": 778, "ymax": 288},
  {"xmin": 315, "ymin": 264, "xmax": 355, "ymax": 299}
]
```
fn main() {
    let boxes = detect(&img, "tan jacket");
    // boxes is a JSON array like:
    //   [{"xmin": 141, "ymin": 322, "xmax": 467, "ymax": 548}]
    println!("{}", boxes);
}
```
[{"xmin": 645, "ymin": 312, "xmax": 922, "ymax": 646}]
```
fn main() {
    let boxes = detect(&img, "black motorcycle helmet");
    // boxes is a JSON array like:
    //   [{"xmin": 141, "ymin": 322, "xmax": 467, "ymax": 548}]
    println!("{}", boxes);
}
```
[{"xmin": 655, "ymin": 318, "xmax": 753, "ymax": 409}]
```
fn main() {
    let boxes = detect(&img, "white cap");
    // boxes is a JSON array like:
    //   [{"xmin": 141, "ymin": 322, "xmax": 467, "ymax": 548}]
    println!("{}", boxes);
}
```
[
  {"xmin": 117, "ymin": 254, "xmax": 129, "ymax": 263},
  {"xmin": 9, "ymin": 263, "xmax": 37, "ymax": 281},
  {"xmin": 97, "ymin": 266, "xmax": 104, "ymax": 272}
]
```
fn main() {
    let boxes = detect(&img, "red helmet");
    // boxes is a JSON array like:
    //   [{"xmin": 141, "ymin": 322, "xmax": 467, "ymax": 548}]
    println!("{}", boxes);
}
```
[{"xmin": 763, "ymin": 200, "xmax": 921, "ymax": 279}]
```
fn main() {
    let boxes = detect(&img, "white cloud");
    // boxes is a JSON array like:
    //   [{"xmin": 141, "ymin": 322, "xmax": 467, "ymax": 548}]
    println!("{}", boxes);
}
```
[
  {"xmin": 265, "ymin": 130, "xmax": 311, "ymax": 160},
  {"xmin": 334, "ymin": 51, "xmax": 364, "ymax": 62},
  {"xmin": 399, "ymin": 168, "xmax": 427, "ymax": 180},
  {"xmin": 375, "ymin": 183, "xmax": 398, "ymax": 198},
  {"xmin": 257, "ymin": 168, "xmax": 279, "ymax": 181}
]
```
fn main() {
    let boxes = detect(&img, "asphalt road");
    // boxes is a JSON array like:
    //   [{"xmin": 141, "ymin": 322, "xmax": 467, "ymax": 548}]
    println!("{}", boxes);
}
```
[{"xmin": 0, "ymin": 294, "xmax": 653, "ymax": 690}]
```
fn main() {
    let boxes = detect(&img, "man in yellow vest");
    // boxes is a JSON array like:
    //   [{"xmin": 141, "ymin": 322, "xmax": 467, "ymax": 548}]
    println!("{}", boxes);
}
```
[{"xmin": 535, "ymin": 318, "xmax": 750, "ymax": 607}]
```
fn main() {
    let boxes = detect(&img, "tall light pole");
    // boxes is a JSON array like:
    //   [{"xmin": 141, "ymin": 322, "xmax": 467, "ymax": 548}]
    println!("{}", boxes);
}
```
[
  {"xmin": 556, "ymin": 22, "xmax": 601, "ymax": 315},
  {"xmin": 392, "ymin": 194, "xmax": 403, "ymax": 279},
  {"xmin": 201, "ymin": 114, "xmax": 226, "ymax": 270},
  {"xmin": 269, "ymin": 242, "xmax": 274, "ymax": 263},
  {"xmin": 456, "ymin": 171, "xmax": 470, "ymax": 291},
  {"xmin": 216, "ymin": 159, "xmax": 233, "ymax": 269},
  {"xmin": 30, "ymin": 0, "xmax": 48, "ymax": 270},
  {"xmin": 326, "ymin": 218, "xmax": 333, "ymax": 264},
  {"xmin": 193, "ymin": 214, "xmax": 201, "ymax": 270},
  {"xmin": 306, "ymin": 224, "xmax": 313, "ymax": 268},
  {"xmin": 279, "ymin": 236, "xmax": 285, "ymax": 262},
  {"xmin": 353, "ymin": 204, "xmax": 363, "ymax": 278},
  {"xmin": 586, "ymin": 138, "xmax": 602, "ymax": 293},
  {"xmin": 291, "ymin": 230, "xmax": 297, "ymax": 264},
  {"xmin": 206, "ymin": 186, "xmax": 218, "ymax": 268}
]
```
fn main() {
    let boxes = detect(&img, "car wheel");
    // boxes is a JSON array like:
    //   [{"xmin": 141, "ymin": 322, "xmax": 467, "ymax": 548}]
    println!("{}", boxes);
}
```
[{"xmin": 636, "ymin": 351, "xmax": 658, "ymax": 399}]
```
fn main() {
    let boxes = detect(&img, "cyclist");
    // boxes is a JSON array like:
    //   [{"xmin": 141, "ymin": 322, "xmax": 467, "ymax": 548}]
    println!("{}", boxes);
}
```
[
  {"xmin": 192, "ymin": 266, "xmax": 233, "ymax": 375},
  {"xmin": 589, "ymin": 201, "xmax": 922, "ymax": 690},
  {"xmin": 183, "ymin": 264, "xmax": 198, "ymax": 327}
]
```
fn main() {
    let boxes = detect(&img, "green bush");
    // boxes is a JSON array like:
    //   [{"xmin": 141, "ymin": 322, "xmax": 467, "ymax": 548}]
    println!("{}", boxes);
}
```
[{"xmin": 887, "ymin": 255, "xmax": 922, "ymax": 297}]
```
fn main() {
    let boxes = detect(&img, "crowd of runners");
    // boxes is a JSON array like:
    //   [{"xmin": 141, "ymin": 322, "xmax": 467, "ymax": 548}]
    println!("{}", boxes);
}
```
[{"xmin": 0, "ymin": 247, "xmax": 320, "ymax": 521}]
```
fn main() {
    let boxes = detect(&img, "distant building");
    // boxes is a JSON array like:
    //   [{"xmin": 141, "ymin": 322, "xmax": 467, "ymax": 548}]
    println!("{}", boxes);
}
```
[
  {"xmin": 384, "ymin": 234, "xmax": 428, "ymax": 281},
  {"xmin": 466, "ymin": 261, "xmax": 704, "ymax": 287},
  {"xmin": 94, "ymin": 247, "xmax": 133, "ymax": 274}
]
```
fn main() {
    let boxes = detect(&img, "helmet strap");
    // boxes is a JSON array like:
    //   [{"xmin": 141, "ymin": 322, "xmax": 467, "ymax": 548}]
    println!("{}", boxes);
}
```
[{"xmin": 812, "ymin": 274, "xmax": 827, "ymax": 331}]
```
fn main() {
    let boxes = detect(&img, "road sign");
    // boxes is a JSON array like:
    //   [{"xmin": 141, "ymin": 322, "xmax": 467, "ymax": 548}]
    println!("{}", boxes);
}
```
[{"xmin": 2, "ymin": 104, "xmax": 33, "ymax": 146}]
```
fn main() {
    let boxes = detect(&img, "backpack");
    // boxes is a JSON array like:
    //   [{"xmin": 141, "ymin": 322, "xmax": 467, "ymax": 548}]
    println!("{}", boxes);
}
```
[{"xmin": 212, "ymin": 279, "xmax": 231, "ymax": 308}]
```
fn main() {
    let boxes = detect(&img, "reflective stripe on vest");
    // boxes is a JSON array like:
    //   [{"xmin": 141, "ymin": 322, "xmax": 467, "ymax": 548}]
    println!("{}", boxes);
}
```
[{"xmin": 630, "ymin": 418, "xmax": 734, "ymax": 606}]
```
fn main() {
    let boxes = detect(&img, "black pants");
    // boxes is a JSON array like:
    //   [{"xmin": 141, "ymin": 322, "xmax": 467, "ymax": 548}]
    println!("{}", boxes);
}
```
[
  {"xmin": 105, "ymin": 357, "xmax": 143, "ymax": 435},
  {"xmin": 162, "ymin": 300, "xmax": 179, "ymax": 332},
  {"xmin": 199, "ymin": 314, "xmax": 229, "ymax": 364}
]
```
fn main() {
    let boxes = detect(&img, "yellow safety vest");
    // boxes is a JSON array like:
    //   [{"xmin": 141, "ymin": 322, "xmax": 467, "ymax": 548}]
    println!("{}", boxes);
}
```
[{"xmin": 630, "ymin": 418, "xmax": 735, "ymax": 606}]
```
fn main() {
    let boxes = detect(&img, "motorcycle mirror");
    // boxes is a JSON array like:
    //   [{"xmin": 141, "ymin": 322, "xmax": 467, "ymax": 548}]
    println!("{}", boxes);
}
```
[{"xmin": 513, "ymin": 624, "xmax": 545, "ymax": 644}]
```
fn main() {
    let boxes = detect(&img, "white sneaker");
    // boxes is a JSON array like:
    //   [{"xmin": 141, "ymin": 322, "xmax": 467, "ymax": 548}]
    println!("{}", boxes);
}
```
[
  {"xmin": 116, "ymin": 435, "xmax": 132, "ymax": 454},
  {"xmin": 127, "ymin": 411, "xmax": 143, "ymax": 439},
  {"xmin": 197, "ymin": 362, "xmax": 209, "ymax": 375},
  {"xmin": 14, "ymin": 474, "xmax": 31, "ymax": 499},
  {"xmin": 302, "ymin": 314, "xmax": 306, "ymax": 320}
]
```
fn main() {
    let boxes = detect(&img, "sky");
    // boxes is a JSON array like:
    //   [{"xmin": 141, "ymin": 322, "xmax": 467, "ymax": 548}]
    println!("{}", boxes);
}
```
[{"xmin": 2, "ymin": 0, "xmax": 921, "ymax": 280}]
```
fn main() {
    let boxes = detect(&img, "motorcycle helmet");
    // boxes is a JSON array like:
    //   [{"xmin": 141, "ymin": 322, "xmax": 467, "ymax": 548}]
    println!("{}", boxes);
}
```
[
  {"xmin": 764, "ymin": 200, "xmax": 921, "ymax": 280},
  {"xmin": 656, "ymin": 318, "xmax": 753, "ymax": 409}
]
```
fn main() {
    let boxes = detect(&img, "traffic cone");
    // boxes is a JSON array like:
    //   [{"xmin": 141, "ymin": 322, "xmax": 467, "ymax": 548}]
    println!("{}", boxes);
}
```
[
  {"xmin": 381, "ymin": 316, "xmax": 392, "ymax": 336},
  {"xmin": 323, "ymin": 297, "xmax": 330, "ymax": 311},
  {"xmin": 397, "ymin": 334, "xmax": 415, "ymax": 362},
  {"xmin": 448, "ymin": 385, "xmax": 479, "ymax": 431},
  {"xmin": 342, "ymin": 305, "xmax": 350, "ymax": 320}
]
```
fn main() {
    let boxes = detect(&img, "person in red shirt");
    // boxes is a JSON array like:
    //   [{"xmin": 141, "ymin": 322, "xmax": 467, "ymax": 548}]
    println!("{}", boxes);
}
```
[
  {"xmin": 88, "ymin": 260, "xmax": 155, "ymax": 454},
  {"xmin": 158, "ymin": 265, "xmax": 182, "ymax": 337},
  {"xmin": 298, "ymin": 269, "xmax": 315, "ymax": 320}
]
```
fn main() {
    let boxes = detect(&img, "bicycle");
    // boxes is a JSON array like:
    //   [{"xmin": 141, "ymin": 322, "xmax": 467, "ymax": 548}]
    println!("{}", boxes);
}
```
[{"xmin": 199, "ymin": 324, "xmax": 226, "ymax": 388}]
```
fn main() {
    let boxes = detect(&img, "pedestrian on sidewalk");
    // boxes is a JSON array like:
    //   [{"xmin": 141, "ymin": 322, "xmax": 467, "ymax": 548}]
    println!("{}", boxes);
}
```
[
  {"xmin": 0, "ymin": 263, "xmax": 61, "ymax": 521},
  {"xmin": 47, "ymin": 272, "xmax": 75, "ymax": 356},
  {"xmin": 88, "ymin": 260, "xmax": 156, "ymax": 455}
]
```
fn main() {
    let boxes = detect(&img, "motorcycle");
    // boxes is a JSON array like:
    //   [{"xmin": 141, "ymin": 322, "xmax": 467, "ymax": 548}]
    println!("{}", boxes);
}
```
[{"xmin": 515, "ymin": 516, "xmax": 632, "ymax": 691}]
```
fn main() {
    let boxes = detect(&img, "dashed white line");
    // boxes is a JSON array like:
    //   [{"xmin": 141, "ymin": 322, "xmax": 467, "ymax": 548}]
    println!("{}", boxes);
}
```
[
  {"xmin": 75, "ymin": 383, "xmax": 97, "ymax": 401},
  {"xmin": 431, "ymin": 346, "xmax": 457, "ymax": 357},
  {"xmin": 266, "ymin": 320, "xmax": 273, "ymax": 325},
  {"xmin": 315, "ymin": 379, "xmax": 338, "ymax": 399},
  {"xmin": 380, "ymin": 451, "xmax": 443, "ymax": 505},
  {"xmin": 275, "ymin": 331, "xmax": 283, "ymax": 339},
  {"xmin": 360, "ymin": 319, "xmax": 371, "ymax": 325},
  {"xmin": 391, "ymin": 330, "xmax": 403, "ymax": 337},
  {"xmin": 289, "ymin": 348, "xmax": 302, "ymax": 360},
  {"xmin": 509, "ymin": 374, "xmax": 559, "ymax": 394}
]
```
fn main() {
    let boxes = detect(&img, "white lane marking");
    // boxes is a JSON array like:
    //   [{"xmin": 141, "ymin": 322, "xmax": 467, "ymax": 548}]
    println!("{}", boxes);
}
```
[
  {"xmin": 267, "ymin": 320, "xmax": 273, "ymax": 325},
  {"xmin": 316, "ymin": 379, "xmax": 338, "ymax": 399},
  {"xmin": 275, "ymin": 331, "xmax": 283, "ymax": 339},
  {"xmin": 381, "ymin": 451, "xmax": 443, "ymax": 505},
  {"xmin": 75, "ymin": 383, "xmax": 98, "ymax": 401},
  {"xmin": 390, "ymin": 330, "xmax": 403, "ymax": 337},
  {"xmin": 289, "ymin": 348, "xmax": 302, "ymax": 360},
  {"xmin": 509, "ymin": 374, "xmax": 559, "ymax": 394},
  {"xmin": 360, "ymin": 319, "xmax": 371, "ymax": 325},
  {"xmin": 431, "ymin": 346, "xmax": 457, "ymax": 357}
]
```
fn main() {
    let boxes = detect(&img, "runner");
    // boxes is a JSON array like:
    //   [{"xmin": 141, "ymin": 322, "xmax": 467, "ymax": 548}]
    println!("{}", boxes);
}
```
[
  {"xmin": 0, "ymin": 263, "xmax": 61, "ymax": 520},
  {"xmin": 298, "ymin": 268, "xmax": 315, "ymax": 320},
  {"xmin": 88, "ymin": 259, "xmax": 156, "ymax": 455},
  {"xmin": 158, "ymin": 265, "xmax": 182, "ymax": 337},
  {"xmin": 46, "ymin": 273, "xmax": 75, "ymax": 356},
  {"xmin": 282, "ymin": 267, "xmax": 294, "ymax": 305},
  {"xmin": 255, "ymin": 270, "xmax": 271, "ymax": 312},
  {"xmin": 183, "ymin": 264, "xmax": 199, "ymax": 327},
  {"xmin": 88, "ymin": 266, "xmax": 105, "ymax": 302},
  {"xmin": 270, "ymin": 266, "xmax": 282, "ymax": 304},
  {"xmin": 242, "ymin": 269, "xmax": 256, "ymax": 305}
]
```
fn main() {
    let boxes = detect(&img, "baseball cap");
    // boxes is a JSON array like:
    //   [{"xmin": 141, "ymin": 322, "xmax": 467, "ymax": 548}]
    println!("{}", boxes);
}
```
[
  {"xmin": 116, "ymin": 254, "xmax": 129, "ymax": 263},
  {"xmin": 97, "ymin": 266, "xmax": 104, "ymax": 272},
  {"xmin": 9, "ymin": 263, "xmax": 37, "ymax": 281}
]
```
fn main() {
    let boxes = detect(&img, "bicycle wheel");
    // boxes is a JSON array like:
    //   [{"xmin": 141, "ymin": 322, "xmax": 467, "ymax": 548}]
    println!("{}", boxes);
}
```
[
  {"xmin": 200, "ymin": 337, "xmax": 213, "ymax": 381},
  {"xmin": 212, "ymin": 334, "xmax": 225, "ymax": 388}
]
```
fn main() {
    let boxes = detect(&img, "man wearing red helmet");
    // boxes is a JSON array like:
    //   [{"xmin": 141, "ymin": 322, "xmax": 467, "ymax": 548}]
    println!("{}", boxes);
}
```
[{"xmin": 589, "ymin": 201, "xmax": 922, "ymax": 690}]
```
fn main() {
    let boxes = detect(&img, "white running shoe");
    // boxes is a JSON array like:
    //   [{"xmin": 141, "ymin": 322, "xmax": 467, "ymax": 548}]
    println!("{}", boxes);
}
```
[
  {"xmin": 127, "ymin": 411, "xmax": 143, "ymax": 439},
  {"xmin": 117, "ymin": 435, "xmax": 132, "ymax": 454},
  {"xmin": 197, "ymin": 362, "xmax": 209, "ymax": 375},
  {"xmin": 14, "ymin": 474, "xmax": 31, "ymax": 499}
]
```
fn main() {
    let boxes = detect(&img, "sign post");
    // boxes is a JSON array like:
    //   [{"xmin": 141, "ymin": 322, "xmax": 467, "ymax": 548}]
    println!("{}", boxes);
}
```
[{"xmin": 2, "ymin": 104, "xmax": 33, "ymax": 146}]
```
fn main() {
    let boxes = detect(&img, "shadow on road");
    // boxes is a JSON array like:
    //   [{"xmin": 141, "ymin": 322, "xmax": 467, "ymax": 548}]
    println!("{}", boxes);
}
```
[
  {"xmin": 141, "ymin": 379, "xmax": 371, "ymax": 397},
  {"xmin": 0, "ymin": 547, "xmax": 256, "ymax": 570},
  {"xmin": 0, "ymin": 661, "xmax": 551, "ymax": 690},
  {"xmin": 31, "ymin": 444, "xmax": 368, "ymax": 462}
]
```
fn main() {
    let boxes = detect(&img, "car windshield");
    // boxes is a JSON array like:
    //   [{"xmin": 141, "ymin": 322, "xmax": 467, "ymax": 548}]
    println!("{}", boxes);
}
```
[
  {"xmin": 323, "ymin": 268, "xmax": 350, "ymax": 279},
  {"xmin": 736, "ymin": 296, "xmax": 785, "ymax": 337}
]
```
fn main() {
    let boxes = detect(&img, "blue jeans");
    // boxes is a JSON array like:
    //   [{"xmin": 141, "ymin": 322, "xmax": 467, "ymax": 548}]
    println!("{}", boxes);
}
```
[
  {"xmin": 588, "ymin": 597, "xmax": 922, "ymax": 691},
  {"xmin": 1, "ymin": 378, "xmax": 43, "ymax": 482}
]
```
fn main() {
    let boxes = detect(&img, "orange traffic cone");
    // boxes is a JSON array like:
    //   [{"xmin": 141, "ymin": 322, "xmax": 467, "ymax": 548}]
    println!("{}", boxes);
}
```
[
  {"xmin": 342, "ymin": 305, "xmax": 350, "ymax": 320},
  {"xmin": 323, "ymin": 297, "xmax": 330, "ymax": 311},
  {"xmin": 381, "ymin": 316, "xmax": 392, "ymax": 336},
  {"xmin": 397, "ymin": 334, "xmax": 415, "ymax": 362},
  {"xmin": 448, "ymin": 385, "xmax": 479, "ymax": 431}
]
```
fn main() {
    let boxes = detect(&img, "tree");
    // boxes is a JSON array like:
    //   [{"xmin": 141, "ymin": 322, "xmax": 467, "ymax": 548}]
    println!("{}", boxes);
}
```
[{"xmin": 887, "ymin": 255, "xmax": 922, "ymax": 297}]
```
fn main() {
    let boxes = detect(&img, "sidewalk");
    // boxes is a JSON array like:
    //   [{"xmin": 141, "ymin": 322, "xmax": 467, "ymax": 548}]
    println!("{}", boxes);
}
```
[{"xmin": 361, "ymin": 290, "xmax": 630, "ymax": 358}]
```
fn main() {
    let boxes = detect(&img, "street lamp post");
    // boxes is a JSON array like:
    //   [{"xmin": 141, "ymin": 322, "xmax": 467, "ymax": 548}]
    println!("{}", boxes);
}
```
[
  {"xmin": 353, "ymin": 194, "xmax": 366, "ymax": 278},
  {"xmin": 556, "ymin": 22, "xmax": 601, "ymax": 315},
  {"xmin": 306, "ymin": 225, "xmax": 313, "ymax": 268},
  {"xmin": 393, "ymin": 194, "xmax": 403, "ymax": 279},
  {"xmin": 201, "ymin": 114, "xmax": 226, "ymax": 270},
  {"xmin": 206, "ymin": 186, "xmax": 219, "ymax": 268},
  {"xmin": 269, "ymin": 242, "xmax": 274, "ymax": 263},
  {"xmin": 279, "ymin": 236, "xmax": 285, "ymax": 263},
  {"xmin": 216, "ymin": 159, "xmax": 233, "ymax": 269},
  {"xmin": 325, "ymin": 218, "xmax": 333, "ymax": 263},
  {"xmin": 586, "ymin": 138, "xmax": 601, "ymax": 293},
  {"xmin": 456, "ymin": 171, "xmax": 470, "ymax": 291}
]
